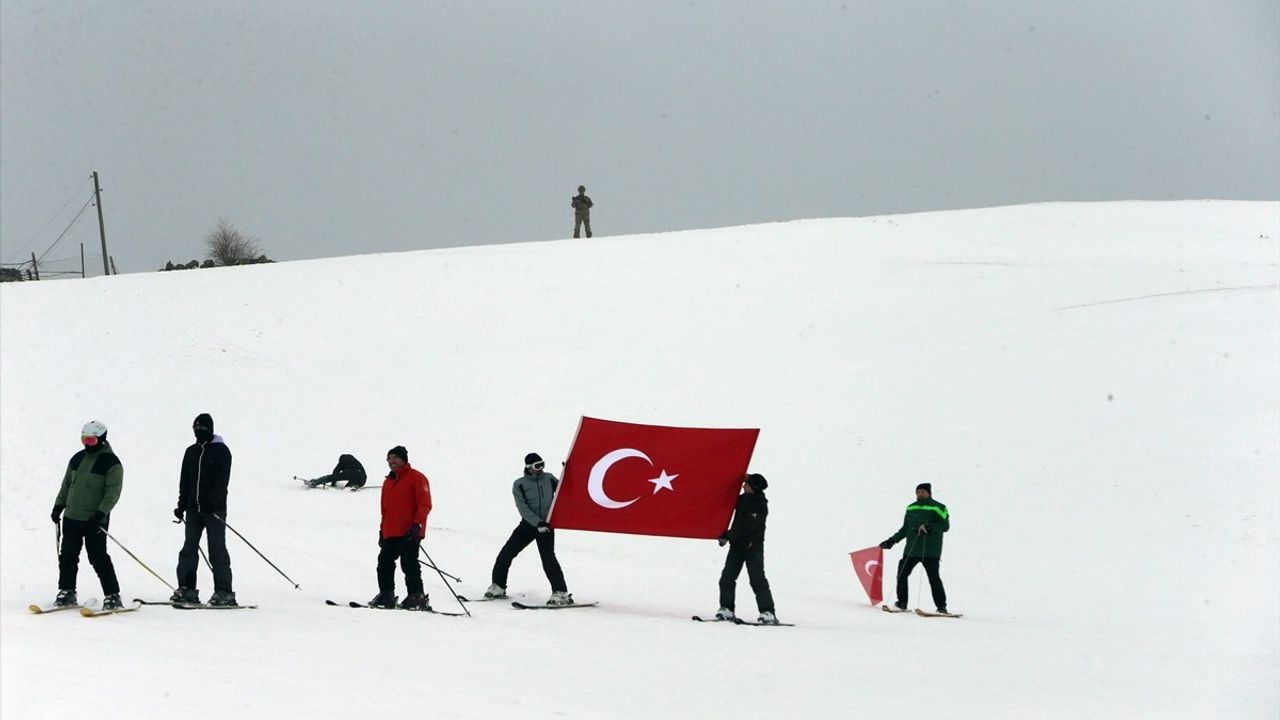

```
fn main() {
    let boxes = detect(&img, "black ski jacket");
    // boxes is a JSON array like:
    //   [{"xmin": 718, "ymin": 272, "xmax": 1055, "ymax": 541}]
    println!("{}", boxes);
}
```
[
  {"xmin": 177, "ymin": 435, "xmax": 233, "ymax": 516},
  {"xmin": 721, "ymin": 491, "xmax": 768, "ymax": 550}
]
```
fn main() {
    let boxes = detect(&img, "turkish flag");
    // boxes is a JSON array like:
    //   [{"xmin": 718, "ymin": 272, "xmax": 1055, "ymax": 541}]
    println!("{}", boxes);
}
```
[
  {"xmin": 849, "ymin": 546, "xmax": 884, "ymax": 606},
  {"xmin": 549, "ymin": 417, "xmax": 760, "ymax": 539}
]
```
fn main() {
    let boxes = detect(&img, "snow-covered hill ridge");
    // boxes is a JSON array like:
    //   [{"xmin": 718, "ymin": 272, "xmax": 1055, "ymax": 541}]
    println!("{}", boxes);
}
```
[{"xmin": 2, "ymin": 201, "xmax": 1277, "ymax": 719}]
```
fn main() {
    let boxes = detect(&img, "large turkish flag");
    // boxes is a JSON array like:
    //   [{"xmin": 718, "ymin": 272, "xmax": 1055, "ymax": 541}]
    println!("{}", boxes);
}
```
[{"xmin": 549, "ymin": 417, "xmax": 760, "ymax": 539}]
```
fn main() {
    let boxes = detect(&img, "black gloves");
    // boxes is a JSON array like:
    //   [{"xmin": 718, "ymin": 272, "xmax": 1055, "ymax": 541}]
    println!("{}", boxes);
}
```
[
  {"xmin": 879, "ymin": 539, "xmax": 895, "ymax": 549},
  {"xmin": 173, "ymin": 508, "xmax": 184, "ymax": 522},
  {"xmin": 51, "ymin": 505, "xmax": 64, "ymax": 524},
  {"xmin": 718, "ymin": 534, "xmax": 729, "ymax": 547},
  {"xmin": 404, "ymin": 523, "xmax": 422, "ymax": 541},
  {"xmin": 536, "ymin": 522, "xmax": 551, "ymax": 535},
  {"xmin": 88, "ymin": 511, "xmax": 106, "ymax": 527}
]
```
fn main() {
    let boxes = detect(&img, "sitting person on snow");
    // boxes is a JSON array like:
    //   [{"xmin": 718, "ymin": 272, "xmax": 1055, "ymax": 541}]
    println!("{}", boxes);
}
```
[{"xmin": 306, "ymin": 454, "xmax": 367, "ymax": 488}]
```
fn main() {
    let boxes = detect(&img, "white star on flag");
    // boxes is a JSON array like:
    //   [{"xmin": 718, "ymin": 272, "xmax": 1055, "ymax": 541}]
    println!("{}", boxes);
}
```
[{"xmin": 647, "ymin": 470, "xmax": 678, "ymax": 494}]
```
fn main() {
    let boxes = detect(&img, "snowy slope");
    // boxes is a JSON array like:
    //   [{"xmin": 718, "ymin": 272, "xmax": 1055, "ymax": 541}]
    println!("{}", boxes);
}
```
[{"xmin": 2, "ymin": 201, "xmax": 1277, "ymax": 719}]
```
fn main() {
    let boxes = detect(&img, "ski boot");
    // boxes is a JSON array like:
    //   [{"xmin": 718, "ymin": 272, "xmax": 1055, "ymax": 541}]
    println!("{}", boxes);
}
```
[
  {"xmin": 547, "ymin": 590, "xmax": 574, "ymax": 606},
  {"xmin": 54, "ymin": 589, "xmax": 77, "ymax": 607},
  {"xmin": 102, "ymin": 594, "xmax": 123, "ymax": 610},
  {"xmin": 483, "ymin": 583, "xmax": 507, "ymax": 599},
  {"xmin": 714, "ymin": 607, "xmax": 736, "ymax": 621},
  {"xmin": 400, "ymin": 593, "xmax": 430, "ymax": 611},
  {"xmin": 170, "ymin": 587, "xmax": 199, "ymax": 604},
  {"xmin": 209, "ymin": 590, "xmax": 238, "ymax": 607},
  {"xmin": 368, "ymin": 591, "xmax": 397, "ymax": 609},
  {"xmin": 758, "ymin": 611, "xmax": 779, "ymax": 625}
]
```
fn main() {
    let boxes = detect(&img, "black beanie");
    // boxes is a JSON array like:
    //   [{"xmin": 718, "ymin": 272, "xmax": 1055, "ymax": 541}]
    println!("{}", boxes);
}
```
[
  {"xmin": 193, "ymin": 413, "xmax": 214, "ymax": 433},
  {"xmin": 388, "ymin": 446, "xmax": 408, "ymax": 462},
  {"xmin": 524, "ymin": 452, "xmax": 543, "ymax": 467},
  {"xmin": 916, "ymin": 482, "xmax": 932, "ymax": 494},
  {"xmin": 746, "ymin": 473, "xmax": 768, "ymax": 491}
]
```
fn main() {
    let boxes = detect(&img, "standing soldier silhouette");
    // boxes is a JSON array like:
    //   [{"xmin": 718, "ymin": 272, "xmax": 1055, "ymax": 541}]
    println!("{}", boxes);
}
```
[{"xmin": 571, "ymin": 185, "xmax": 593, "ymax": 238}]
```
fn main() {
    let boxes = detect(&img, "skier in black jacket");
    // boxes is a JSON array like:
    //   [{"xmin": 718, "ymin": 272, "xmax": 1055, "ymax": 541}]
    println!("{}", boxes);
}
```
[
  {"xmin": 714, "ymin": 473, "xmax": 778, "ymax": 624},
  {"xmin": 305, "ymin": 454, "xmax": 367, "ymax": 488},
  {"xmin": 171, "ymin": 413, "xmax": 237, "ymax": 606}
]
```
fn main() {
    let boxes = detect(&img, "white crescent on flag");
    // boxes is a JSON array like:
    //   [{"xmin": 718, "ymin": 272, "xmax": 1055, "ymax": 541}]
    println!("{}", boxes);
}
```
[{"xmin": 587, "ymin": 448, "xmax": 649, "ymax": 509}]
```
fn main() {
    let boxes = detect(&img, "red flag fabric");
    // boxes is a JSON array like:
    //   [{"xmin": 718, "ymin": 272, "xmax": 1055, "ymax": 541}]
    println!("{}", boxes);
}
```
[
  {"xmin": 549, "ymin": 417, "xmax": 760, "ymax": 539},
  {"xmin": 849, "ymin": 546, "xmax": 884, "ymax": 606}
]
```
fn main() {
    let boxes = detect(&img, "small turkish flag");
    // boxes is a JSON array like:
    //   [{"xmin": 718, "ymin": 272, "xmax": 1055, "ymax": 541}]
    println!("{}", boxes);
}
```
[
  {"xmin": 549, "ymin": 417, "xmax": 760, "ymax": 539},
  {"xmin": 849, "ymin": 546, "xmax": 884, "ymax": 606}
]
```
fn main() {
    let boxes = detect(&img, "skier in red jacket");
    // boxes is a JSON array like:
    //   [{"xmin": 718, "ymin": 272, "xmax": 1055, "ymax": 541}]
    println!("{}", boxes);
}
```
[{"xmin": 370, "ymin": 445, "xmax": 432, "ymax": 609}]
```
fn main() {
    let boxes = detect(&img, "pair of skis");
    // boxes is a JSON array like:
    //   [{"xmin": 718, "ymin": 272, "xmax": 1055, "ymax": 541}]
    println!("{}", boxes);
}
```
[
  {"xmin": 882, "ymin": 604, "xmax": 964, "ymax": 618},
  {"xmin": 134, "ymin": 598, "xmax": 258, "ymax": 610},
  {"xmin": 296, "ymin": 476, "xmax": 370, "ymax": 492},
  {"xmin": 29, "ymin": 599, "xmax": 144, "ymax": 617},
  {"xmin": 457, "ymin": 594, "xmax": 599, "ymax": 610},
  {"xmin": 691, "ymin": 615, "xmax": 795, "ymax": 627},
  {"xmin": 325, "ymin": 599, "xmax": 466, "ymax": 616}
]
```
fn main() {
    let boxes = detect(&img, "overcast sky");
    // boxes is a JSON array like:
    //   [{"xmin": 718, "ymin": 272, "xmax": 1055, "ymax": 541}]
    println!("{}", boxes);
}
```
[{"xmin": 2, "ymin": 1, "xmax": 1276, "ymax": 276}]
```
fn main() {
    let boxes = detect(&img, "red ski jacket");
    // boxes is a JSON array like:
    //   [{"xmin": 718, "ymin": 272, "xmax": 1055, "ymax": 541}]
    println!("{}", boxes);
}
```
[{"xmin": 380, "ymin": 464, "xmax": 432, "ymax": 539}]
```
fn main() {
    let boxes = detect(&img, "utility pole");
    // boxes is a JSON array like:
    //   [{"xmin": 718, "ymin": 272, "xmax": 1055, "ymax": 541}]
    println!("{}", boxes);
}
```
[
  {"xmin": 30, "ymin": 252, "xmax": 39, "ymax": 280},
  {"xmin": 81, "ymin": 243, "xmax": 86, "ymax": 278},
  {"xmin": 92, "ymin": 171, "xmax": 109, "ymax": 275}
]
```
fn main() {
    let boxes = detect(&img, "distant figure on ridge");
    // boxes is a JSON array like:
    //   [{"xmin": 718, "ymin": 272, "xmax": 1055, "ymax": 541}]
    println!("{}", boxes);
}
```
[
  {"xmin": 880, "ymin": 482, "xmax": 952, "ymax": 615},
  {"xmin": 571, "ymin": 185, "xmax": 593, "ymax": 238}
]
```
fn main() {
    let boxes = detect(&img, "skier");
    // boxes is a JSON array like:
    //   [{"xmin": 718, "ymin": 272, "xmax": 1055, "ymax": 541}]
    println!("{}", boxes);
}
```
[
  {"xmin": 305, "ymin": 453, "xmax": 367, "ymax": 488},
  {"xmin": 714, "ymin": 473, "xmax": 778, "ymax": 624},
  {"xmin": 171, "ymin": 413, "xmax": 237, "ymax": 606},
  {"xmin": 369, "ymin": 446, "xmax": 432, "ymax": 609},
  {"xmin": 571, "ymin": 185, "xmax": 593, "ymax": 238},
  {"xmin": 50, "ymin": 420, "xmax": 124, "ymax": 610},
  {"xmin": 483, "ymin": 452, "xmax": 573, "ymax": 605},
  {"xmin": 880, "ymin": 482, "xmax": 950, "ymax": 613}
]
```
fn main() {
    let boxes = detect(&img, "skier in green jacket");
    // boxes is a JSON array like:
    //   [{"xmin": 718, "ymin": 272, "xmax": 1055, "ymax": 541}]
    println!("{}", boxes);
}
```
[
  {"xmin": 50, "ymin": 420, "xmax": 124, "ymax": 610},
  {"xmin": 880, "ymin": 483, "xmax": 949, "ymax": 613}
]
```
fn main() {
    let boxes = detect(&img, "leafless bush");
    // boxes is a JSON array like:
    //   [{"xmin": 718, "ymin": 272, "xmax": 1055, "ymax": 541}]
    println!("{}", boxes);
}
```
[{"xmin": 205, "ymin": 219, "xmax": 264, "ymax": 266}]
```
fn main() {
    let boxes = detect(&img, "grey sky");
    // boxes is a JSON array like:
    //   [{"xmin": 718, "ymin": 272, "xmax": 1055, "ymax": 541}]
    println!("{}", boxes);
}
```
[{"xmin": 2, "ymin": 1, "xmax": 1276, "ymax": 276}]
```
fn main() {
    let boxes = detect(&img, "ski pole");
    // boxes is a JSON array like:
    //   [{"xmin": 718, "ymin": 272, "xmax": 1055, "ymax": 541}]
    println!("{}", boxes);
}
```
[
  {"xmin": 416, "ymin": 558, "xmax": 461, "ymax": 583},
  {"xmin": 100, "ymin": 528, "xmax": 175, "ymax": 591},
  {"xmin": 416, "ymin": 547, "xmax": 461, "ymax": 583},
  {"xmin": 213, "ymin": 514, "xmax": 301, "ymax": 589},
  {"xmin": 55, "ymin": 524, "xmax": 62, "ymax": 561},
  {"xmin": 420, "ymin": 546, "xmax": 469, "ymax": 616}
]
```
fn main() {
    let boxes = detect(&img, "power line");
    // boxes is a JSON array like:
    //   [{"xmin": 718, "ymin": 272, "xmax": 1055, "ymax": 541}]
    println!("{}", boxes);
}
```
[
  {"xmin": 4, "ymin": 178, "xmax": 94, "ymax": 262},
  {"xmin": 36, "ymin": 197, "xmax": 95, "ymax": 264}
]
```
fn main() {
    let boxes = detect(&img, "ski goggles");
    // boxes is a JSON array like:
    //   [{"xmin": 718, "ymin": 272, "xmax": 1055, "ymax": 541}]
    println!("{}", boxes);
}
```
[
  {"xmin": 525, "ymin": 461, "xmax": 545, "ymax": 471},
  {"xmin": 81, "ymin": 435, "xmax": 100, "ymax": 446}
]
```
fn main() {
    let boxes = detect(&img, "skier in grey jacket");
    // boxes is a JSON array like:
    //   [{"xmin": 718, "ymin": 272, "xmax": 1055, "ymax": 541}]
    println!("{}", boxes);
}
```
[{"xmin": 483, "ymin": 452, "xmax": 573, "ymax": 605}]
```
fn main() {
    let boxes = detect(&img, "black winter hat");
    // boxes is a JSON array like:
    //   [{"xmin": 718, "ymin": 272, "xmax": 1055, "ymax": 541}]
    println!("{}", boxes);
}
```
[
  {"xmin": 193, "ymin": 413, "xmax": 214, "ymax": 433},
  {"xmin": 388, "ymin": 446, "xmax": 408, "ymax": 462},
  {"xmin": 746, "ymin": 473, "xmax": 768, "ymax": 491},
  {"xmin": 524, "ymin": 452, "xmax": 544, "ymax": 467},
  {"xmin": 916, "ymin": 483, "xmax": 932, "ymax": 494}
]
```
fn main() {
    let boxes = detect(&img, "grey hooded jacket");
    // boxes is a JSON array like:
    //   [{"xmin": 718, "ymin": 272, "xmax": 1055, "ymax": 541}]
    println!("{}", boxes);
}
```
[{"xmin": 512, "ymin": 471, "xmax": 559, "ymax": 527}]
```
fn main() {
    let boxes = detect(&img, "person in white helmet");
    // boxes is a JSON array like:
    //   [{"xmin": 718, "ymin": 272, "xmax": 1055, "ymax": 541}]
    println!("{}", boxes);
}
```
[{"xmin": 50, "ymin": 420, "xmax": 124, "ymax": 610}]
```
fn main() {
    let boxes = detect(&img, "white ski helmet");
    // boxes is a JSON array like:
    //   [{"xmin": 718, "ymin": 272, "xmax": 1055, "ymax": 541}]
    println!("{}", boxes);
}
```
[{"xmin": 81, "ymin": 420, "xmax": 108, "ymax": 438}]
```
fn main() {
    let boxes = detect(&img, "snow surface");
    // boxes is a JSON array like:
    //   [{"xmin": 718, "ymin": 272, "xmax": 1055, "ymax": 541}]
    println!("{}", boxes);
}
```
[{"xmin": 2, "ymin": 201, "xmax": 1277, "ymax": 719}]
